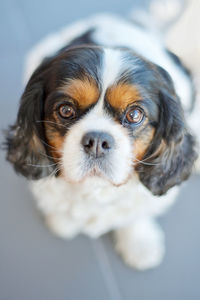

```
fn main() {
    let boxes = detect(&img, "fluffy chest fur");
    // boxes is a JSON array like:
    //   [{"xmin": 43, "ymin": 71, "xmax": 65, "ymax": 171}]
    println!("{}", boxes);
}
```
[{"xmin": 31, "ymin": 175, "xmax": 178, "ymax": 238}]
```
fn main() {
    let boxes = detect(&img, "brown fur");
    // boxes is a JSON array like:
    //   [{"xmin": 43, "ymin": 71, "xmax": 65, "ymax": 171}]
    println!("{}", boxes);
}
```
[
  {"xmin": 133, "ymin": 128, "xmax": 155, "ymax": 162},
  {"xmin": 106, "ymin": 83, "xmax": 141, "ymax": 110},
  {"xmin": 45, "ymin": 124, "xmax": 64, "ymax": 160},
  {"xmin": 60, "ymin": 77, "xmax": 100, "ymax": 109}
]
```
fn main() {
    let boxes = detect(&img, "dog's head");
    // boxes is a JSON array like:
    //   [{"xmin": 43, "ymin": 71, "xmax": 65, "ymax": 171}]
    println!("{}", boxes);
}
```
[{"xmin": 6, "ymin": 45, "xmax": 197, "ymax": 195}]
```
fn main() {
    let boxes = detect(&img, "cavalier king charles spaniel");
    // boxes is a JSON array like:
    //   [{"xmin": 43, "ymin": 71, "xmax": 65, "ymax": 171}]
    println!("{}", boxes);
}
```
[{"xmin": 5, "ymin": 11, "xmax": 198, "ymax": 270}]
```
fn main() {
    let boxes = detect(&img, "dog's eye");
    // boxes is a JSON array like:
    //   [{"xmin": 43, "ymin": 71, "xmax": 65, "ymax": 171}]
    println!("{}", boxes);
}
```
[
  {"xmin": 59, "ymin": 104, "xmax": 75, "ymax": 118},
  {"xmin": 126, "ymin": 107, "xmax": 144, "ymax": 124}
]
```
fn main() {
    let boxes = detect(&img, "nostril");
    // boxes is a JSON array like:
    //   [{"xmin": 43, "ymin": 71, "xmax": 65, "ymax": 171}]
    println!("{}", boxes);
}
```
[
  {"xmin": 86, "ymin": 139, "xmax": 94, "ymax": 149},
  {"xmin": 82, "ymin": 135, "xmax": 95, "ymax": 150},
  {"xmin": 102, "ymin": 141, "xmax": 109, "ymax": 149}
]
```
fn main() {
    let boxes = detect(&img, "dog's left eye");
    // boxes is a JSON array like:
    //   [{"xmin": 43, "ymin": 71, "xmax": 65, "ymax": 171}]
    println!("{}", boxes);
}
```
[
  {"xmin": 58, "ymin": 104, "xmax": 75, "ymax": 118},
  {"xmin": 126, "ymin": 107, "xmax": 144, "ymax": 124}
]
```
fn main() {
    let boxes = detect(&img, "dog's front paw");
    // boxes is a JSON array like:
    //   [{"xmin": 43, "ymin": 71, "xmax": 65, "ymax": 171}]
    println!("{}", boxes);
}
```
[
  {"xmin": 45, "ymin": 214, "xmax": 79, "ymax": 239},
  {"xmin": 114, "ymin": 218, "xmax": 165, "ymax": 270}
]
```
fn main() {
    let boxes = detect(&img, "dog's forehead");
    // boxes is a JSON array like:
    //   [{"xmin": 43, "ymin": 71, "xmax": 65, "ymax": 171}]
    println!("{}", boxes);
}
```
[{"xmin": 58, "ymin": 47, "xmax": 147, "ymax": 110}]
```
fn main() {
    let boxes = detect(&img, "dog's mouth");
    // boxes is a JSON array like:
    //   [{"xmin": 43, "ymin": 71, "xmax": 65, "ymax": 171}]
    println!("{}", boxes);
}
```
[
  {"xmin": 63, "ymin": 157, "xmax": 132, "ymax": 187},
  {"xmin": 88, "ymin": 166, "xmax": 105, "ymax": 177},
  {"xmin": 84, "ymin": 156, "xmax": 113, "ymax": 175}
]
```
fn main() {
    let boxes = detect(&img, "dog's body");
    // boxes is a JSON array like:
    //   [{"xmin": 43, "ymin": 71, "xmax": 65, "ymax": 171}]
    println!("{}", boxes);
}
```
[{"xmin": 6, "ymin": 11, "xmax": 199, "ymax": 270}]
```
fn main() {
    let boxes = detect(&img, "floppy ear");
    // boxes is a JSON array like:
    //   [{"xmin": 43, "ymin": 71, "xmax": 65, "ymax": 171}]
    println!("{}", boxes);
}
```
[
  {"xmin": 136, "ymin": 87, "xmax": 197, "ymax": 196},
  {"xmin": 5, "ymin": 63, "xmax": 56, "ymax": 179}
]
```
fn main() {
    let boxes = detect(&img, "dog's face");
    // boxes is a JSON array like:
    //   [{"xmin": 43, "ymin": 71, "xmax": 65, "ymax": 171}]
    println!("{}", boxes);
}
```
[{"xmin": 6, "ymin": 45, "xmax": 197, "ymax": 195}]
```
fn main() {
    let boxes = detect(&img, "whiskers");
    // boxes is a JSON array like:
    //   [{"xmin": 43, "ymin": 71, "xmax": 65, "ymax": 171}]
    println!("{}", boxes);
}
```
[
  {"xmin": 26, "ymin": 136, "xmax": 64, "ymax": 177},
  {"xmin": 36, "ymin": 120, "xmax": 69, "ymax": 130},
  {"xmin": 38, "ymin": 151, "xmax": 60, "ymax": 161},
  {"xmin": 35, "ymin": 135, "xmax": 64, "ymax": 155},
  {"xmin": 133, "ymin": 156, "xmax": 161, "ymax": 166},
  {"xmin": 27, "ymin": 159, "xmax": 63, "ymax": 177},
  {"xmin": 26, "ymin": 162, "xmax": 60, "ymax": 168}
]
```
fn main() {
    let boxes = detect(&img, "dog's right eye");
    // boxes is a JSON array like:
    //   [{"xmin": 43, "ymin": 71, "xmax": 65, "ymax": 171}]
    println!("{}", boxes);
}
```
[
  {"xmin": 58, "ymin": 104, "xmax": 76, "ymax": 119},
  {"xmin": 126, "ymin": 107, "xmax": 144, "ymax": 124}
]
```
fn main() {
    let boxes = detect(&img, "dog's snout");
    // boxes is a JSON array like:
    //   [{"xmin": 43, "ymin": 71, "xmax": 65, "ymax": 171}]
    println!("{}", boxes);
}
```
[{"xmin": 81, "ymin": 131, "xmax": 115, "ymax": 158}]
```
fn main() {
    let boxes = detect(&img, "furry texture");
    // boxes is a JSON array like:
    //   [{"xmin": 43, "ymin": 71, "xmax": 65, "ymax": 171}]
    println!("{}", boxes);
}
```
[{"xmin": 5, "ymin": 5, "xmax": 199, "ymax": 270}]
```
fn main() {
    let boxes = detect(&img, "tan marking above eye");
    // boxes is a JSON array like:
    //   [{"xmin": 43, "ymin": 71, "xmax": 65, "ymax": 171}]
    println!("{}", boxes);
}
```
[
  {"xmin": 60, "ymin": 77, "xmax": 100, "ymax": 109},
  {"xmin": 106, "ymin": 83, "xmax": 142, "ymax": 110}
]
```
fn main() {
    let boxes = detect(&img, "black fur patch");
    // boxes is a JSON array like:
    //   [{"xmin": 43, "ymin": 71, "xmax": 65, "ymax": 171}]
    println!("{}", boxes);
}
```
[
  {"xmin": 4, "ymin": 45, "xmax": 103, "ymax": 179},
  {"xmin": 136, "ymin": 88, "xmax": 198, "ymax": 196},
  {"xmin": 59, "ymin": 29, "xmax": 97, "ymax": 51}
]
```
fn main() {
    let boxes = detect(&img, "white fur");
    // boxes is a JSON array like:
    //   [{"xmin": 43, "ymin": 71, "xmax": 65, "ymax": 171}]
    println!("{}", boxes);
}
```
[
  {"xmin": 101, "ymin": 48, "xmax": 123, "ymax": 95},
  {"xmin": 31, "ymin": 176, "xmax": 178, "ymax": 238},
  {"xmin": 115, "ymin": 218, "xmax": 165, "ymax": 270},
  {"xmin": 27, "ymin": 9, "xmax": 199, "ymax": 270}
]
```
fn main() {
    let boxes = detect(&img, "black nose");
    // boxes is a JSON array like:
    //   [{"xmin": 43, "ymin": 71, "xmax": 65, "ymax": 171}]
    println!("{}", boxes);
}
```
[{"xmin": 81, "ymin": 131, "xmax": 115, "ymax": 158}]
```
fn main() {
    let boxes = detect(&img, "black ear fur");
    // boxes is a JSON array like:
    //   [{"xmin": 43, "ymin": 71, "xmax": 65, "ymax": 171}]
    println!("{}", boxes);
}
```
[
  {"xmin": 136, "ymin": 89, "xmax": 197, "ymax": 196},
  {"xmin": 5, "ymin": 69, "xmax": 55, "ymax": 179}
]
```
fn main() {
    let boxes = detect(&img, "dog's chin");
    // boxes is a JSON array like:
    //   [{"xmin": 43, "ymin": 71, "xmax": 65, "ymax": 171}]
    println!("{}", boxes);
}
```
[{"xmin": 62, "ymin": 165, "xmax": 132, "ymax": 187}]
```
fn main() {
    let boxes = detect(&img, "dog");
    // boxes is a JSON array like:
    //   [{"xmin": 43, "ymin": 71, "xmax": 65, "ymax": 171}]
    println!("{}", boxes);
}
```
[{"xmin": 5, "ymin": 2, "xmax": 199, "ymax": 270}]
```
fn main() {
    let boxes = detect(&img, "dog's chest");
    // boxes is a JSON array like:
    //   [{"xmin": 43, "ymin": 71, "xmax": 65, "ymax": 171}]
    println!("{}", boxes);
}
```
[{"xmin": 31, "ymin": 175, "xmax": 177, "ymax": 237}]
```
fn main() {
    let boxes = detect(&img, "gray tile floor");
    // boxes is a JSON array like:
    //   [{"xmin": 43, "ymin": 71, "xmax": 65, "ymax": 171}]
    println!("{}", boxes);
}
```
[{"xmin": 0, "ymin": 0, "xmax": 200, "ymax": 299}]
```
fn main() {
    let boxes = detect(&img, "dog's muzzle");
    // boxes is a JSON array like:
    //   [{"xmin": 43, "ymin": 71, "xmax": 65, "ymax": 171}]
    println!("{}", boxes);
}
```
[{"xmin": 62, "ymin": 115, "xmax": 132, "ymax": 185}]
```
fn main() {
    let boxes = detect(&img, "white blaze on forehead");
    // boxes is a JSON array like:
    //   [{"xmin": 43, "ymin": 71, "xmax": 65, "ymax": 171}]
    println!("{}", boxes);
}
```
[
  {"xmin": 94, "ymin": 48, "xmax": 123, "ymax": 114},
  {"xmin": 102, "ymin": 48, "xmax": 123, "ymax": 90},
  {"xmin": 62, "ymin": 47, "xmax": 133, "ymax": 185}
]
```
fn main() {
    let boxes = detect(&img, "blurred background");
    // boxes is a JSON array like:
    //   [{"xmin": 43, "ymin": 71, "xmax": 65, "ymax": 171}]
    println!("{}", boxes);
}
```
[{"xmin": 0, "ymin": 0, "xmax": 200, "ymax": 299}]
